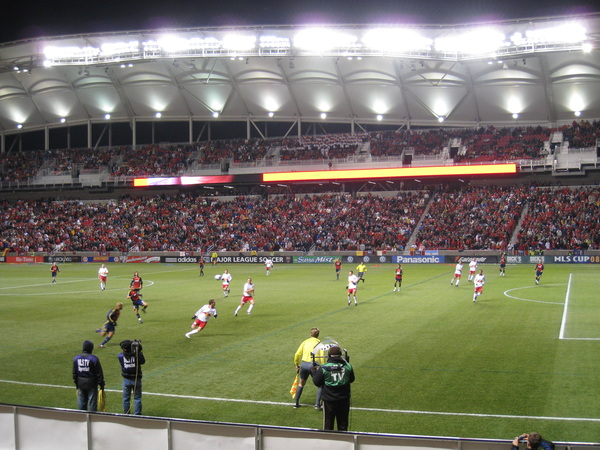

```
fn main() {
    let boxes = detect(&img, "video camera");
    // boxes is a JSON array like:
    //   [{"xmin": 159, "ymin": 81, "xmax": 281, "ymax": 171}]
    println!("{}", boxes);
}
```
[
  {"xmin": 311, "ymin": 337, "xmax": 349, "ymax": 366},
  {"xmin": 130, "ymin": 339, "xmax": 142, "ymax": 353}
]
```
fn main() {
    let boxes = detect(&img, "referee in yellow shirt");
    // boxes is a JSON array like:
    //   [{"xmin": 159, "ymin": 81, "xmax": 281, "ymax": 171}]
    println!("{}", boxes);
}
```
[{"xmin": 293, "ymin": 327, "xmax": 322, "ymax": 409}]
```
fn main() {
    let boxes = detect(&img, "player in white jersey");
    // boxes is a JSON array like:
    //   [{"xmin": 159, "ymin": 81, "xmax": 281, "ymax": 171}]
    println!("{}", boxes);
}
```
[
  {"xmin": 347, "ymin": 270, "xmax": 359, "ymax": 306},
  {"xmin": 98, "ymin": 264, "xmax": 109, "ymax": 291},
  {"xmin": 185, "ymin": 299, "xmax": 217, "ymax": 338},
  {"xmin": 451, "ymin": 262, "xmax": 463, "ymax": 286},
  {"xmin": 468, "ymin": 259, "xmax": 477, "ymax": 282},
  {"xmin": 264, "ymin": 258, "xmax": 274, "ymax": 276},
  {"xmin": 472, "ymin": 270, "xmax": 485, "ymax": 303},
  {"xmin": 221, "ymin": 269, "xmax": 232, "ymax": 297},
  {"xmin": 234, "ymin": 278, "xmax": 255, "ymax": 316}
]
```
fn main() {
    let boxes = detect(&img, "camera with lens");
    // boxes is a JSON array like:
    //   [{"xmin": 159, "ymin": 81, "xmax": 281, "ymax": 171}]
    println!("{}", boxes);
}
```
[{"xmin": 130, "ymin": 339, "xmax": 142, "ymax": 352}]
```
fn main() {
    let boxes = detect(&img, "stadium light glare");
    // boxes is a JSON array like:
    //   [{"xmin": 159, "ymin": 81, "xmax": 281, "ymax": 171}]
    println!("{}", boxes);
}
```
[
  {"xmin": 155, "ymin": 112, "xmax": 162, "ymax": 118},
  {"xmin": 259, "ymin": 35, "xmax": 291, "ymax": 49},
  {"xmin": 582, "ymin": 42, "xmax": 592, "ymax": 53},
  {"xmin": 294, "ymin": 28, "xmax": 358, "ymax": 52},
  {"xmin": 16, "ymin": 124, "xmax": 23, "ymax": 129},
  {"xmin": 376, "ymin": 114, "xmax": 383, "ymax": 121},
  {"xmin": 222, "ymin": 34, "xmax": 256, "ymax": 51},
  {"xmin": 362, "ymin": 28, "xmax": 432, "ymax": 53},
  {"xmin": 104, "ymin": 113, "xmax": 111, "ymax": 120},
  {"xmin": 512, "ymin": 113, "xmax": 519, "ymax": 119},
  {"xmin": 60, "ymin": 117, "xmax": 66, "ymax": 123},
  {"xmin": 212, "ymin": 111, "xmax": 219, "ymax": 118},
  {"xmin": 320, "ymin": 112, "xmax": 327, "ymax": 119},
  {"xmin": 574, "ymin": 111, "xmax": 582, "ymax": 117},
  {"xmin": 435, "ymin": 28, "xmax": 505, "ymax": 55}
]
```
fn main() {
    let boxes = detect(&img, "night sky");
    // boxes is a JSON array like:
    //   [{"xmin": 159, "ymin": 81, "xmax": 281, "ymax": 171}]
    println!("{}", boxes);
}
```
[{"xmin": 2, "ymin": 0, "xmax": 598, "ymax": 43}]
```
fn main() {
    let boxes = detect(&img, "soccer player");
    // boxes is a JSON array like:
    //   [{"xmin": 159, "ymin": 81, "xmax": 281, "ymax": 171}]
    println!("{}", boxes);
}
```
[
  {"xmin": 347, "ymin": 270, "xmax": 359, "ymax": 306},
  {"xmin": 96, "ymin": 302, "xmax": 123, "ymax": 348},
  {"xmin": 234, "ymin": 277, "xmax": 255, "ymax": 316},
  {"xmin": 499, "ymin": 254, "xmax": 507, "ymax": 276},
  {"xmin": 221, "ymin": 269, "xmax": 232, "ymax": 297},
  {"xmin": 127, "ymin": 288, "xmax": 148, "ymax": 324},
  {"xmin": 264, "ymin": 257, "xmax": 274, "ymax": 276},
  {"xmin": 473, "ymin": 270, "xmax": 485, "ymax": 303},
  {"xmin": 468, "ymin": 259, "xmax": 477, "ymax": 282},
  {"xmin": 185, "ymin": 299, "xmax": 217, "ymax": 338},
  {"xmin": 130, "ymin": 271, "xmax": 143, "ymax": 293},
  {"xmin": 98, "ymin": 264, "xmax": 109, "ymax": 291},
  {"xmin": 198, "ymin": 258, "xmax": 205, "ymax": 277},
  {"xmin": 451, "ymin": 262, "xmax": 463, "ymax": 286},
  {"xmin": 393, "ymin": 264, "xmax": 403, "ymax": 291},
  {"xmin": 356, "ymin": 262, "xmax": 367, "ymax": 283},
  {"xmin": 334, "ymin": 258, "xmax": 342, "ymax": 280},
  {"xmin": 535, "ymin": 261, "xmax": 545, "ymax": 285},
  {"xmin": 50, "ymin": 262, "xmax": 60, "ymax": 284}
]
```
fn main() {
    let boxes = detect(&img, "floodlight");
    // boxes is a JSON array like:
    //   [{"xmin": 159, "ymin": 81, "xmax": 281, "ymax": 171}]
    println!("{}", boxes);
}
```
[
  {"xmin": 320, "ymin": 112, "xmax": 327, "ymax": 119},
  {"xmin": 104, "ymin": 113, "xmax": 111, "ymax": 120},
  {"xmin": 376, "ymin": 114, "xmax": 383, "ymax": 121},
  {"xmin": 574, "ymin": 111, "xmax": 582, "ymax": 117},
  {"xmin": 512, "ymin": 113, "xmax": 519, "ymax": 119},
  {"xmin": 60, "ymin": 118, "xmax": 66, "ymax": 123},
  {"xmin": 16, "ymin": 124, "xmax": 23, "ymax": 129},
  {"xmin": 582, "ymin": 42, "xmax": 592, "ymax": 53},
  {"xmin": 294, "ymin": 28, "xmax": 357, "ymax": 52},
  {"xmin": 438, "ymin": 116, "xmax": 445, "ymax": 123},
  {"xmin": 212, "ymin": 112, "xmax": 219, "ymax": 118},
  {"xmin": 268, "ymin": 112, "xmax": 274, "ymax": 118},
  {"xmin": 155, "ymin": 112, "xmax": 162, "ymax": 118}
]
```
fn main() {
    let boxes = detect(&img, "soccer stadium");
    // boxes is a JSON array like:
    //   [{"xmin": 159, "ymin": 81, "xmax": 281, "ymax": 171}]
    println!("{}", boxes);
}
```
[{"xmin": 1, "ymin": 12, "xmax": 600, "ymax": 450}]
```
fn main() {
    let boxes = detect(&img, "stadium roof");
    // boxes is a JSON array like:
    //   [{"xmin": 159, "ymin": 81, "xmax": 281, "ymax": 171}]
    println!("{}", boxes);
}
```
[{"xmin": 0, "ymin": 13, "xmax": 599, "ymax": 146}]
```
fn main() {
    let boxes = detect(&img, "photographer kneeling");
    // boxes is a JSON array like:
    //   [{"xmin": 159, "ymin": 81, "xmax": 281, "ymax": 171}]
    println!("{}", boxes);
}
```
[
  {"xmin": 511, "ymin": 433, "xmax": 555, "ymax": 450},
  {"xmin": 118, "ymin": 339, "xmax": 145, "ymax": 415}
]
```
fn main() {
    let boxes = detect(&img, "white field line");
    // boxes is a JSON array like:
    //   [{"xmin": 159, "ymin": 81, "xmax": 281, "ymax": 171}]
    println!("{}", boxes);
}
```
[
  {"xmin": 1, "ymin": 379, "xmax": 599, "ymax": 423},
  {"xmin": 559, "ymin": 273, "xmax": 572, "ymax": 340}
]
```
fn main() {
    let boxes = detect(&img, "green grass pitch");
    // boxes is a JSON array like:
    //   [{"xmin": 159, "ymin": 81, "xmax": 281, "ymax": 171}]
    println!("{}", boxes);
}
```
[{"xmin": 1, "ymin": 261, "xmax": 599, "ymax": 443}]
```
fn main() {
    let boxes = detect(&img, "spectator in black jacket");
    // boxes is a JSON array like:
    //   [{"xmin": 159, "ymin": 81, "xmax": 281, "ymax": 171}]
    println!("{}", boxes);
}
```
[{"xmin": 72, "ymin": 340, "xmax": 105, "ymax": 411}]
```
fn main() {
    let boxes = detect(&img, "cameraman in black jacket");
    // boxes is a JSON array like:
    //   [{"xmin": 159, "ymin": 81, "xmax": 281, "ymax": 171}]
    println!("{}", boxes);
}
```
[{"xmin": 118, "ymin": 340, "xmax": 145, "ymax": 415}]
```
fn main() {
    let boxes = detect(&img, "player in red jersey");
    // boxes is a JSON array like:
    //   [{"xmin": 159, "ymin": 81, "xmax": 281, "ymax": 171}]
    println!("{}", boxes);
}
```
[
  {"xmin": 127, "ymin": 289, "xmax": 148, "ymax": 324},
  {"xmin": 535, "ymin": 262, "xmax": 545, "ymax": 285},
  {"xmin": 334, "ymin": 258, "xmax": 342, "ymax": 280},
  {"xmin": 130, "ymin": 272, "xmax": 143, "ymax": 293},
  {"xmin": 393, "ymin": 264, "xmax": 403, "ymax": 292},
  {"xmin": 50, "ymin": 262, "xmax": 60, "ymax": 284}
]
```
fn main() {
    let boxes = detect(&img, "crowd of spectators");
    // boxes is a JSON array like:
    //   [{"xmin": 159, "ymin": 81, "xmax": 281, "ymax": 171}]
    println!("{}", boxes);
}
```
[
  {"xmin": 414, "ymin": 186, "xmax": 529, "ymax": 251},
  {"xmin": 112, "ymin": 144, "xmax": 196, "ymax": 176},
  {"xmin": 0, "ymin": 191, "xmax": 428, "ymax": 254},
  {"xmin": 514, "ymin": 186, "xmax": 600, "ymax": 251},
  {"xmin": 2, "ymin": 185, "xmax": 599, "ymax": 254}
]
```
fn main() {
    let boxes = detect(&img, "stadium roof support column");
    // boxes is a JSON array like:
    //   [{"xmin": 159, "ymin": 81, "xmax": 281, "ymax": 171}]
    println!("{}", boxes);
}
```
[
  {"xmin": 351, "ymin": 119, "xmax": 355, "ymax": 135},
  {"xmin": 87, "ymin": 121, "xmax": 92, "ymax": 149},
  {"xmin": 189, "ymin": 118, "xmax": 193, "ymax": 144},
  {"xmin": 44, "ymin": 126, "xmax": 49, "ymax": 151},
  {"xmin": 247, "ymin": 118, "xmax": 251, "ymax": 140},
  {"xmin": 132, "ymin": 118, "xmax": 137, "ymax": 148},
  {"xmin": 0, "ymin": 132, "xmax": 4, "ymax": 154},
  {"xmin": 297, "ymin": 118, "xmax": 301, "ymax": 139}
]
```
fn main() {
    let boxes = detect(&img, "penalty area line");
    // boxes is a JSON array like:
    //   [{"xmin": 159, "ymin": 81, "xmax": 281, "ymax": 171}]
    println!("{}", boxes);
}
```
[{"xmin": 1, "ymin": 379, "xmax": 599, "ymax": 423}]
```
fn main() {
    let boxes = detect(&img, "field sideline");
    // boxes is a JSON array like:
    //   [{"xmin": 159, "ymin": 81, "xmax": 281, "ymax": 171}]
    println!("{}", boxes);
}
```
[{"xmin": 1, "ymin": 261, "xmax": 599, "ymax": 443}]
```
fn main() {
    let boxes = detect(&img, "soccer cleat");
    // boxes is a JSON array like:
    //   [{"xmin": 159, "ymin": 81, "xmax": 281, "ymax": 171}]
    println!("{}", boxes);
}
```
[
  {"xmin": 234, "ymin": 312, "xmax": 238, "ymax": 316},
  {"xmin": 293, "ymin": 404, "xmax": 301, "ymax": 409},
  {"xmin": 185, "ymin": 334, "xmax": 191, "ymax": 339},
  {"xmin": 142, "ymin": 306, "xmax": 147, "ymax": 313},
  {"xmin": 99, "ymin": 344, "xmax": 105, "ymax": 348},
  {"xmin": 315, "ymin": 405, "xmax": 322, "ymax": 410},
  {"xmin": 347, "ymin": 300, "xmax": 351, "ymax": 305}
]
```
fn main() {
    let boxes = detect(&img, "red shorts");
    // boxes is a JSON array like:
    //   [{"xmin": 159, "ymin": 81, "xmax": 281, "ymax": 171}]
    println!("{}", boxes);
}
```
[
  {"xmin": 475, "ymin": 287, "xmax": 483, "ymax": 294},
  {"xmin": 193, "ymin": 320, "xmax": 208, "ymax": 329},
  {"xmin": 222, "ymin": 283, "xmax": 229, "ymax": 289},
  {"xmin": 241, "ymin": 295, "xmax": 253, "ymax": 304},
  {"xmin": 347, "ymin": 288, "xmax": 356, "ymax": 294},
  {"xmin": 99, "ymin": 276, "xmax": 107, "ymax": 282}
]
